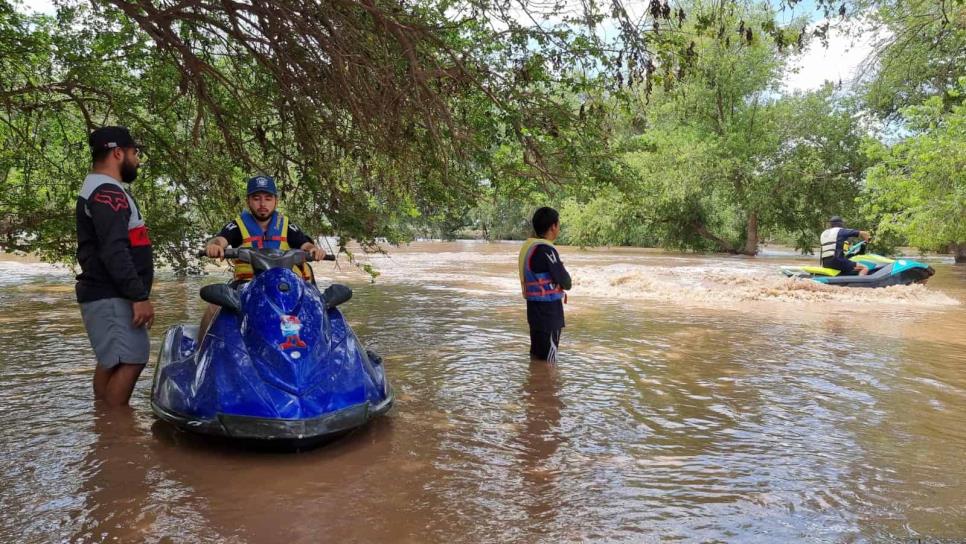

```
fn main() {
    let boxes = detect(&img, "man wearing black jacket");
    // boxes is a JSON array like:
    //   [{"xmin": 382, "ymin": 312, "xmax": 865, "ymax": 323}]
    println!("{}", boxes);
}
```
[
  {"xmin": 518, "ymin": 207, "xmax": 572, "ymax": 364},
  {"xmin": 76, "ymin": 126, "xmax": 155, "ymax": 407}
]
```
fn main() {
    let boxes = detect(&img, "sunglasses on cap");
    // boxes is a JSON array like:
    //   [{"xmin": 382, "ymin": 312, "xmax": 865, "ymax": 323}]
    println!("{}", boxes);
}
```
[{"xmin": 105, "ymin": 142, "xmax": 143, "ymax": 157}]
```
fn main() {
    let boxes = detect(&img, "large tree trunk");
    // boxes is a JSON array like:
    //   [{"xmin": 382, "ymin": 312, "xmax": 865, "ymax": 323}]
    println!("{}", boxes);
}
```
[
  {"xmin": 690, "ymin": 220, "xmax": 738, "ymax": 253},
  {"xmin": 741, "ymin": 212, "xmax": 759, "ymax": 256},
  {"xmin": 951, "ymin": 242, "xmax": 966, "ymax": 264},
  {"xmin": 690, "ymin": 213, "xmax": 759, "ymax": 255}
]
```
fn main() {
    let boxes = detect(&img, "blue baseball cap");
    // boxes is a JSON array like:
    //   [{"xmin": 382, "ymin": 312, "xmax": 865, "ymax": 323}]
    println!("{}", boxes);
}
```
[{"xmin": 247, "ymin": 175, "xmax": 277, "ymax": 196}]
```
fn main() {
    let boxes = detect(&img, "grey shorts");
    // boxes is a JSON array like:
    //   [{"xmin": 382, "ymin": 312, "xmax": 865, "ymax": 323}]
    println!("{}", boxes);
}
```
[{"xmin": 79, "ymin": 298, "xmax": 150, "ymax": 368}]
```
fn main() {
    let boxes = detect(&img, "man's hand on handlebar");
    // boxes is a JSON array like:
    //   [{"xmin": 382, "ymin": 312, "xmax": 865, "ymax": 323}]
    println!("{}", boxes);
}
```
[
  {"xmin": 202, "ymin": 237, "xmax": 230, "ymax": 259},
  {"xmin": 301, "ymin": 243, "xmax": 327, "ymax": 262},
  {"xmin": 205, "ymin": 244, "xmax": 225, "ymax": 259}
]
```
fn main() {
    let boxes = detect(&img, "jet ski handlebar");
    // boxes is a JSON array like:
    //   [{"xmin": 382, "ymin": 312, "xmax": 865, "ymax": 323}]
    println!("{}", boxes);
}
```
[
  {"xmin": 846, "ymin": 239, "xmax": 870, "ymax": 257},
  {"xmin": 196, "ymin": 248, "xmax": 336, "ymax": 270}
]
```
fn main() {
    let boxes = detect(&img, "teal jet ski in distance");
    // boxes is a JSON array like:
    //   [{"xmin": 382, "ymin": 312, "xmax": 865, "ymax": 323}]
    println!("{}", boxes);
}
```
[{"xmin": 780, "ymin": 241, "xmax": 935, "ymax": 288}]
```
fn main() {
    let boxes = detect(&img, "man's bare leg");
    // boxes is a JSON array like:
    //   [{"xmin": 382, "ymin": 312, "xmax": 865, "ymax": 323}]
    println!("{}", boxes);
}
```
[
  {"xmin": 93, "ymin": 365, "xmax": 112, "ymax": 401},
  {"xmin": 93, "ymin": 363, "xmax": 145, "ymax": 407}
]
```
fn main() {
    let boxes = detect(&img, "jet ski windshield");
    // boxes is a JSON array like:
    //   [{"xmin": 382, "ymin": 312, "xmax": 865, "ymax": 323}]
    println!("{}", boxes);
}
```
[
  {"xmin": 845, "ymin": 240, "xmax": 868, "ymax": 258},
  {"xmin": 223, "ymin": 247, "xmax": 310, "ymax": 275}
]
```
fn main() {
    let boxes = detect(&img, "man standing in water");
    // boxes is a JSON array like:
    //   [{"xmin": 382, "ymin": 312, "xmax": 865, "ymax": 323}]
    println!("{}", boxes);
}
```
[
  {"xmin": 76, "ymin": 126, "xmax": 154, "ymax": 407},
  {"xmin": 820, "ymin": 216, "xmax": 872, "ymax": 276},
  {"xmin": 519, "ymin": 207, "xmax": 572, "ymax": 364}
]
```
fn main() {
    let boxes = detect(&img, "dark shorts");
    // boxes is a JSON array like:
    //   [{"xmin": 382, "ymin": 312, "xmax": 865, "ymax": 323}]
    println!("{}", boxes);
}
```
[
  {"xmin": 529, "ymin": 328, "xmax": 561, "ymax": 363},
  {"xmin": 79, "ymin": 298, "xmax": 150, "ymax": 368},
  {"xmin": 825, "ymin": 257, "xmax": 857, "ymax": 275}
]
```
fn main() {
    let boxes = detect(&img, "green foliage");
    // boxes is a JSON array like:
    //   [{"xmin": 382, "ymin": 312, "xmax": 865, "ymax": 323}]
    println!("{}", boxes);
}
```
[
  {"xmin": 857, "ymin": 0, "xmax": 966, "ymax": 260},
  {"xmin": 2, "ymin": 0, "xmax": 960, "ymax": 264},
  {"xmin": 466, "ymin": 186, "xmax": 535, "ymax": 241},
  {"xmin": 0, "ymin": 6, "xmax": 203, "ymax": 267},
  {"xmin": 464, "ymin": 1, "xmax": 872, "ymax": 255},
  {"xmin": 862, "ymin": 83, "xmax": 966, "ymax": 255},
  {"xmin": 621, "ymin": 126, "xmax": 734, "ymax": 251},
  {"xmin": 0, "ymin": 0, "xmax": 630, "ymax": 269},
  {"xmin": 557, "ymin": 188, "xmax": 661, "ymax": 247},
  {"xmin": 616, "ymin": 4, "xmax": 867, "ymax": 254},
  {"xmin": 862, "ymin": 0, "xmax": 966, "ymax": 118}
]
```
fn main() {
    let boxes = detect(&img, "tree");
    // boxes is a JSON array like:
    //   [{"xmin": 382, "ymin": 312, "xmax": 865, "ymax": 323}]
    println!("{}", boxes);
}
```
[
  {"xmin": 3, "ymin": 0, "xmax": 842, "ymax": 265},
  {"xmin": 856, "ymin": 0, "xmax": 965, "ymax": 260},
  {"xmin": 1, "ymin": 4, "xmax": 214, "ymax": 267},
  {"xmin": 862, "ymin": 84, "xmax": 966, "ymax": 262},
  {"xmin": 861, "ymin": 0, "xmax": 966, "ymax": 118},
  {"xmin": 617, "ymin": 4, "xmax": 867, "ymax": 254},
  {"xmin": 0, "ymin": 0, "xmax": 691, "ymax": 265}
]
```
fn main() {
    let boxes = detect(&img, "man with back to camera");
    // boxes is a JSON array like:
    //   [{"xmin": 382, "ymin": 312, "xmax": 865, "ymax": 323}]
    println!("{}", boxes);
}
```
[
  {"xmin": 198, "ymin": 175, "xmax": 327, "ymax": 337},
  {"xmin": 820, "ymin": 216, "xmax": 872, "ymax": 276},
  {"xmin": 518, "ymin": 207, "xmax": 572, "ymax": 364},
  {"xmin": 75, "ymin": 126, "xmax": 155, "ymax": 407}
]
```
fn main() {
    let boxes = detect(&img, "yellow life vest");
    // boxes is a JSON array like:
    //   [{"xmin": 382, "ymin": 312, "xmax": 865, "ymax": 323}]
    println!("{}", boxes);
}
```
[
  {"xmin": 233, "ymin": 211, "xmax": 313, "ymax": 282},
  {"xmin": 518, "ymin": 238, "xmax": 565, "ymax": 302}
]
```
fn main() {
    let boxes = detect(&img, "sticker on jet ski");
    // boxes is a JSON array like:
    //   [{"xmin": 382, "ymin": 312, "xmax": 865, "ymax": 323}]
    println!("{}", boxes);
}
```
[{"xmin": 279, "ymin": 315, "xmax": 306, "ymax": 350}]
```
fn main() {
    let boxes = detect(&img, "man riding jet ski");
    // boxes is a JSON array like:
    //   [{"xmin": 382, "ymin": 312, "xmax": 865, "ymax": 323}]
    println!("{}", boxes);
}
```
[
  {"xmin": 781, "ymin": 217, "xmax": 934, "ymax": 288},
  {"xmin": 820, "ymin": 216, "xmax": 873, "ymax": 276},
  {"xmin": 151, "ymin": 247, "xmax": 393, "ymax": 445}
]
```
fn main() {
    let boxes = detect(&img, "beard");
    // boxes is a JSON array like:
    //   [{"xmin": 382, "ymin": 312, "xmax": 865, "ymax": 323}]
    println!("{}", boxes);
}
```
[
  {"xmin": 120, "ymin": 157, "xmax": 139, "ymax": 183},
  {"xmin": 251, "ymin": 208, "xmax": 273, "ymax": 221}
]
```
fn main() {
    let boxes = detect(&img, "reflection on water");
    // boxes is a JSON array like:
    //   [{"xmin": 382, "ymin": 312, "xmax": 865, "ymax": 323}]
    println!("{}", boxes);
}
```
[
  {"xmin": 73, "ymin": 408, "xmax": 157, "ymax": 543},
  {"xmin": 1, "ymin": 243, "xmax": 965, "ymax": 543},
  {"xmin": 518, "ymin": 362, "xmax": 564, "ymax": 536}
]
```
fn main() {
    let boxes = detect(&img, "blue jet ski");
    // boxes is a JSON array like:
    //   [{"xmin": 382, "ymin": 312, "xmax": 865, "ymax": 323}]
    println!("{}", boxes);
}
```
[
  {"xmin": 780, "ymin": 241, "xmax": 935, "ymax": 288},
  {"xmin": 151, "ymin": 248, "xmax": 393, "ymax": 445}
]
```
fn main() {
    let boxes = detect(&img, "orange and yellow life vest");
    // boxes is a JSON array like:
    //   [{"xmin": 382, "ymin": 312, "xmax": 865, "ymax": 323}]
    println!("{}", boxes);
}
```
[
  {"xmin": 233, "ymin": 210, "xmax": 312, "ymax": 282},
  {"xmin": 518, "ymin": 238, "xmax": 565, "ymax": 302}
]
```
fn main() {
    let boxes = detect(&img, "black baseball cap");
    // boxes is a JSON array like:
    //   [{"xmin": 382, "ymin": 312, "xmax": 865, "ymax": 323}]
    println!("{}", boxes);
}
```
[
  {"xmin": 88, "ymin": 126, "xmax": 140, "ymax": 151},
  {"xmin": 829, "ymin": 215, "xmax": 844, "ymax": 226}
]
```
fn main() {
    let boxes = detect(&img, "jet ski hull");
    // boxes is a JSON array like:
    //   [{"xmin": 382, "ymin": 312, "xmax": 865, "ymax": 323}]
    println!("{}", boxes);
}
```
[
  {"xmin": 151, "ymin": 271, "xmax": 393, "ymax": 447},
  {"xmin": 782, "ymin": 260, "xmax": 935, "ymax": 288}
]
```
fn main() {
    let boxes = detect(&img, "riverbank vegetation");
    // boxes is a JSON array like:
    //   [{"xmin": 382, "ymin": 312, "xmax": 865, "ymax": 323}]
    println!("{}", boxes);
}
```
[{"xmin": 1, "ymin": 0, "xmax": 963, "ymax": 268}]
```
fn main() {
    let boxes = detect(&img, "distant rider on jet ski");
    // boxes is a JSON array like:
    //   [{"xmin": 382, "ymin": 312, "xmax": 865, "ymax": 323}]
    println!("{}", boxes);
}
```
[
  {"xmin": 820, "ymin": 216, "xmax": 871, "ymax": 276},
  {"xmin": 199, "ymin": 175, "xmax": 327, "ymax": 336}
]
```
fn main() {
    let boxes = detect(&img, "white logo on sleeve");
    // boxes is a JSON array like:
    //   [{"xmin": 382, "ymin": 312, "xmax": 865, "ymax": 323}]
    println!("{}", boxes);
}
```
[{"xmin": 546, "ymin": 252, "xmax": 558, "ymax": 264}]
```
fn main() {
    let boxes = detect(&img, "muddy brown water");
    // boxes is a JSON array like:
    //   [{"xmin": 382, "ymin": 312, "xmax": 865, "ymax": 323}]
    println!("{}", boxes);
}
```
[{"xmin": 1, "ymin": 242, "xmax": 964, "ymax": 543}]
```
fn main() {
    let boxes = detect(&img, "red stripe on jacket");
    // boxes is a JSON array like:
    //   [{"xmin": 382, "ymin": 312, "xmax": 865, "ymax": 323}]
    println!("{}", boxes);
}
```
[{"xmin": 128, "ymin": 225, "xmax": 152, "ymax": 247}]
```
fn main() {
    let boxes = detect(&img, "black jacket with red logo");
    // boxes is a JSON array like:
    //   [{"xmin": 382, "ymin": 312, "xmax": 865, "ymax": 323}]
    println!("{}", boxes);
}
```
[
  {"xmin": 526, "ymin": 243, "xmax": 571, "ymax": 332},
  {"xmin": 75, "ymin": 173, "xmax": 154, "ymax": 303}
]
